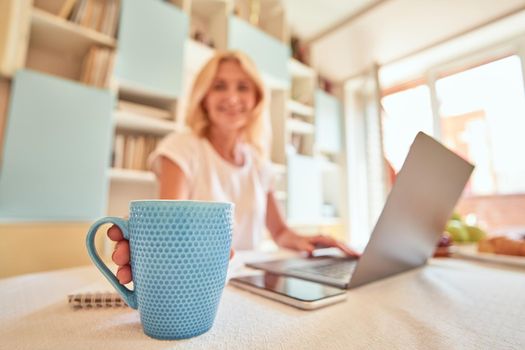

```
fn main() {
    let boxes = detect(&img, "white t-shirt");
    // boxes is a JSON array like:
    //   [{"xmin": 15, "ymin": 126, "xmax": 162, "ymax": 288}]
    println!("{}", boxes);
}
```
[{"xmin": 149, "ymin": 132, "xmax": 274, "ymax": 250}]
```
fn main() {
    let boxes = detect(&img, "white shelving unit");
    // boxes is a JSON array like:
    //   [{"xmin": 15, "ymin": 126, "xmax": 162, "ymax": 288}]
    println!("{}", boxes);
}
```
[
  {"xmin": 266, "ymin": 55, "xmax": 347, "ymax": 236},
  {"xmin": 287, "ymin": 99, "xmax": 314, "ymax": 117},
  {"xmin": 114, "ymin": 110, "xmax": 180, "ymax": 135},
  {"xmin": 0, "ymin": 0, "xmax": 349, "ymax": 238},
  {"xmin": 287, "ymin": 118, "xmax": 315, "ymax": 135},
  {"xmin": 109, "ymin": 168, "xmax": 156, "ymax": 184}
]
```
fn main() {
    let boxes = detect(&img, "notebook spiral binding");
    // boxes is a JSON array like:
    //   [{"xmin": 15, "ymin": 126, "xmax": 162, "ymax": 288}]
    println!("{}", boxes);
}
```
[{"xmin": 68, "ymin": 292, "xmax": 128, "ymax": 308}]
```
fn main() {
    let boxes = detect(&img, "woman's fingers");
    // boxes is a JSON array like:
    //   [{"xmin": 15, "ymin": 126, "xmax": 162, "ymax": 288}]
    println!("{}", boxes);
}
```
[
  {"xmin": 112, "ymin": 239, "xmax": 130, "ymax": 266},
  {"xmin": 230, "ymin": 249, "xmax": 235, "ymax": 260},
  {"xmin": 295, "ymin": 238, "xmax": 316, "ymax": 255},
  {"xmin": 107, "ymin": 225, "xmax": 124, "ymax": 241},
  {"xmin": 116, "ymin": 264, "xmax": 132, "ymax": 284},
  {"xmin": 309, "ymin": 235, "xmax": 360, "ymax": 257}
]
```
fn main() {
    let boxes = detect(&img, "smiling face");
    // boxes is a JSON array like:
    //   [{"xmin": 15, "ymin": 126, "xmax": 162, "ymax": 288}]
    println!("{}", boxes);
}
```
[{"xmin": 202, "ymin": 59, "xmax": 258, "ymax": 134}]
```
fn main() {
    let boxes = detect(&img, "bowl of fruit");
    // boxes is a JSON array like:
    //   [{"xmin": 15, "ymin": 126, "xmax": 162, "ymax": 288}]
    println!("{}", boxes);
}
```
[{"xmin": 434, "ymin": 212, "xmax": 487, "ymax": 257}]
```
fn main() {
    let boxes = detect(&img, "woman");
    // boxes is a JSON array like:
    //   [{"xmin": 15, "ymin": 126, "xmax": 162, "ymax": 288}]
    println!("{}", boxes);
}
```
[{"xmin": 109, "ymin": 51, "xmax": 357, "ymax": 284}]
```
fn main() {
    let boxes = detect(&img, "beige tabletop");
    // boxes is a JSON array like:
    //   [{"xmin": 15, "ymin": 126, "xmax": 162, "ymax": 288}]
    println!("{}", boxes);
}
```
[{"xmin": 1, "ymin": 252, "xmax": 524, "ymax": 350}]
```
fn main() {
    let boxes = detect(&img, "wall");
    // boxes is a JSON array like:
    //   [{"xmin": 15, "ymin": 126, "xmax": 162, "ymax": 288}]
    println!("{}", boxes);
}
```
[
  {"xmin": 310, "ymin": 0, "xmax": 525, "ymax": 83},
  {"xmin": 0, "ymin": 222, "xmax": 107, "ymax": 278},
  {"xmin": 456, "ymin": 194, "xmax": 525, "ymax": 233}
]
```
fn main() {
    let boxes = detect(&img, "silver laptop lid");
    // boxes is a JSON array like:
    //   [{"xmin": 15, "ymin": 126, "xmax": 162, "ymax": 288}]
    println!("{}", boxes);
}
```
[{"xmin": 348, "ymin": 132, "xmax": 474, "ymax": 289}]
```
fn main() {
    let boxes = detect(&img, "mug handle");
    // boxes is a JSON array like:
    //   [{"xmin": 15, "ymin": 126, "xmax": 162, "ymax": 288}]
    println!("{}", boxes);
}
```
[{"xmin": 85, "ymin": 217, "xmax": 137, "ymax": 309}]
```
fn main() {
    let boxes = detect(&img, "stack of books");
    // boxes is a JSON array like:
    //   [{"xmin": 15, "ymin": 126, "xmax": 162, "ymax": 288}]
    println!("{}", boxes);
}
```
[
  {"xmin": 35, "ymin": 0, "xmax": 121, "ymax": 38},
  {"xmin": 112, "ymin": 133, "xmax": 162, "ymax": 171},
  {"xmin": 80, "ymin": 46, "xmax": 115, "ymax": 88},
  {"xmin": 70, "ymin": 0, "xmax": 120, "ymax": 37}
]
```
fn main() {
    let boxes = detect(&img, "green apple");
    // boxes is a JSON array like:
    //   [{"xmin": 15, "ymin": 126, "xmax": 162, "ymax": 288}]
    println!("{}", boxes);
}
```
[
  {"xmin": 465, "ymin": 225, "xmax": 487, "ymax": 242},
  {"xmin": 446, "ymin": 220, "xmax": 469, "ymax": 242},
  {"xmin": 450, "ymin": 212, "xmax": 463, "ymax": 222}
]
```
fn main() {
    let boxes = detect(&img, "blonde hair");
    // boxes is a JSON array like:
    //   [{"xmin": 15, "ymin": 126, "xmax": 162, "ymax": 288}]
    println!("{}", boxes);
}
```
[{"xmin": 185, "ymin": 50, "xmax": 268, "ymax": 157}]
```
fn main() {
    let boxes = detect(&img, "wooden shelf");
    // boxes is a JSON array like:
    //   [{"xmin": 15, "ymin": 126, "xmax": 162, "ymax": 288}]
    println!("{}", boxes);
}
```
[
  {"xmin": 287, "ymin": 99, "xmax": 314, "ymax": 117},
  {"xmin": 30, "ymin": 8, "xmax": 116, "ymax": 57},
  {"xmin": 118, "ymin": 81, "xmax": 178, "ymax": 108},
  {"xmin": 114, "ymin": 110, "xmax": 179, "ymax": 135},
  {"xmin": 287, "ymin": 118, "xmax": 315, "ymax": 135},
  {"xmin": 109, "ymin": 168, "xmax": 156, "ymax": 183},
  {"xmin": 185, "ymin": 39, "xmax": 215, "ymax": 73},
  {"xmin": 288, "ymin": 58, "xmax": 315, "ymax": 78}
]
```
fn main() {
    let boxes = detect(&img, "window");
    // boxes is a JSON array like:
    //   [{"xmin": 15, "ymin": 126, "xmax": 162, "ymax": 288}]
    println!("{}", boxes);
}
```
[
  {"xmin": 436, "ymin": 55, "xmax": 525, "ymax": 195},
  {"xmin": 379, "ymin": 51, "xmax": 525, "ymax": 231},
  {"xmin": 381, "ymin": 85, "xmax": 434, "ymax": 172}
]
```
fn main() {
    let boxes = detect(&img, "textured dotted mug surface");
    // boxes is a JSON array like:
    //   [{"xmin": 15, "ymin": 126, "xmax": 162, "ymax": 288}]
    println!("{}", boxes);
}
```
[{"xmin": 86, "ymin": 200, "xmax": 234, "ymax": 340}]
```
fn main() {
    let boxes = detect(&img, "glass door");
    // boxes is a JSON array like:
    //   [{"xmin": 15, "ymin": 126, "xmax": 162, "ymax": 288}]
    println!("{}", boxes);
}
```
[{"xmin": 435, "ymin": 55, "xmax": 525, "ymax": 196}]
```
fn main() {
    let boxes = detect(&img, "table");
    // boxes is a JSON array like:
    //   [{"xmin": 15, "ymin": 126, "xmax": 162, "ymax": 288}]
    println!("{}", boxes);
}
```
[{"xmin": 1, "ymin": 252, "xmax": 524, "ymax": 350}]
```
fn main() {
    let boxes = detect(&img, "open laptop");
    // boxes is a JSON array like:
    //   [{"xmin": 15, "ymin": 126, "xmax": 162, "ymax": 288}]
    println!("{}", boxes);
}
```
[{"xmin": 247, "ymin": 132, "xmax": 474, "ymax": 289}]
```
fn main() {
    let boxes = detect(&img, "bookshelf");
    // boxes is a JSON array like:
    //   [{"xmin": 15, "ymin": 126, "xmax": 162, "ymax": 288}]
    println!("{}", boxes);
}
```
[
  {"xmin": 0, "ymin": 0, "xmax": 348, "ymax": 240},
  {"xmin": 267, "ymin": 54, "xmax": 347, "ymax": 230},
  {"xmin": 25, "ymin": 1, "xmax": 119, "ymax": 85},
  {"xmin": 30, "ymin": 8, "xmax": 116, "ymax": 54}
]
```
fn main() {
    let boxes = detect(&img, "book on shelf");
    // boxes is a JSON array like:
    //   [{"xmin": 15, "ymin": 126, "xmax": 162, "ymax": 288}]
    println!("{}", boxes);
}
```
[
  {"xmin": 69, "ymin": 0, "xmax": 120, "ymax": 37},
  {"xmin": 123, "ymin": 134, "xmax": 136, "ymax": 170},
  {"xmin": 80, "ymin": 46, "xmax": 115, "ymax": 88},
  {"xmin": 113, "ymin": 133, "xmax": 125, "ymax": 168},
  {"xmin": 79, "ymin": 0, "xmax": 93, "ymax": 27},
  {"xmin": 117, "ymin": 100, "xmax": 172, "ymax": 120},
  {"xmin": 113, "ymin": 133, "xmax": 162, "ymax": 172},
  {"xmin": 133, "ymin": 135, "xmax": 145, "ymax": 170},
  {"xmin": 58, "ymin": 0, "xmax": 78, "ymax": 19},
  {"xmin": 100, "ymin": 0, "xmax": 118, "ymax": 37}
]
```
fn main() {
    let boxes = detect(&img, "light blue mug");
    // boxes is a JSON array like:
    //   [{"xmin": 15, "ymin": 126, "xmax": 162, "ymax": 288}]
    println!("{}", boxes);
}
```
[{"xmin": 86, "ymin": 200, "xmax": 233, "ymax": 340}]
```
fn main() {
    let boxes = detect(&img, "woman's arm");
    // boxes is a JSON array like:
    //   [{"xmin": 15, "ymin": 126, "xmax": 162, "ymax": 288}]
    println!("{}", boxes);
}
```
[
  {"xmin": 158, "ymin": 156, "xmax": 189, "ymax": 199},
  {"xmin": 265, "ymin": 191, "xmax": 317, "ymax": 252},
  {"xmin": 265, "ymin": 190, "xmax": 359, "ymax": 257},
  {"xmin": 265, "ymin": 190, "xmax": 296, "ymax": 248}
]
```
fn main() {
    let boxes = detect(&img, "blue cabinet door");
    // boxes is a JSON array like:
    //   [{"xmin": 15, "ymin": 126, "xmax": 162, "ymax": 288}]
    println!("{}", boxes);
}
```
[
  {"xmin": 228, "ymin": 16, "xmax": 290, "ymax": 89},
  {"xmin": 0, "ymin": 70, "xmax": 113, "ymax": 221},
  {"xmin": 315, "ymin": 90, "xmax": 342, "ymax": 153},
  {"xmin": 287, "ymin": 154, "xmax": 322, "ymax": 221},
  {"xmin": 115, "ymin": 0, "xmax": 188, "ymax": 97}
]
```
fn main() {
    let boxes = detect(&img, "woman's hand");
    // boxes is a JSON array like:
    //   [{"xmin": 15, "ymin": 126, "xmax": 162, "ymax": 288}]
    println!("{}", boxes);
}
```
[
  {"xmin": 276, "ymin": 229, "xmax": 360, "ymax": 258},
  {"xmin": 107, "ymin": 225, "xmax": 132, "ymax": 284},
  {"xmin": 107, "ymin": 225, "xmax": 235, "ymax": 285},
  {"xmin": 295, "ymin": 234, "xmax": 360, "ymax": 257}
]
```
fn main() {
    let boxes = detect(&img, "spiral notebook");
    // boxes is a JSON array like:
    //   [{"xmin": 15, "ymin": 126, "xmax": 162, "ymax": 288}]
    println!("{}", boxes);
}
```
[{"xmin": 68, "ymin": 292, "xmax": 128, "ymax": 308}]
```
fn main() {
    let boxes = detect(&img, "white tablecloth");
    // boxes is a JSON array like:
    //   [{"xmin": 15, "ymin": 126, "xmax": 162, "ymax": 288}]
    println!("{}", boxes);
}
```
[{"xmin": 1, "ymin": 252, "xmax": 524, "ymax": 350}]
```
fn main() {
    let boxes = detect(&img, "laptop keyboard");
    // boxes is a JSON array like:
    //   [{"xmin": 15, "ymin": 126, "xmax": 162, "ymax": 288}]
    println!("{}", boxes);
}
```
[{"xmin": 289, "ymin": 259, "xmax": 357, "ymax": 280}]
